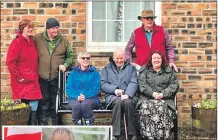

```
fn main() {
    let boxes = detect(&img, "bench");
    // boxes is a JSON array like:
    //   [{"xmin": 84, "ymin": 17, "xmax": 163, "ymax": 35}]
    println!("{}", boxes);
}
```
[
  {"xmin": 55, "ymin": 71, "xmax": 178, "ymax": 139},
  {"xmin": 55, "ymin": 71, "xmax": 113, "ymax": 125}
]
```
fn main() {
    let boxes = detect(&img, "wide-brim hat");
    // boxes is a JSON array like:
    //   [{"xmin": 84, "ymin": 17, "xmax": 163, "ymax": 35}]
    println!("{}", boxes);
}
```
[{"xmin": 138, "ymin": 10, "xmax": 157, "ymax": 20}]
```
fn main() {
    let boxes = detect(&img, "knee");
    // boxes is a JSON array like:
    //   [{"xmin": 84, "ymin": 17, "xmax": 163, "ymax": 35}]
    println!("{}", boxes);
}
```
[
  {"xmin": 123, "ymin": 99, "xmax": 132, "ymax": 106},
  {"xmin": 112, "ymin": 99, "xmax": 123, "ymax": 110},
  {"xmin": 68, "ymin": 101, "xmax": 81, "ymax": 110},
  {"xmin": 81, "ymin": 102, "xmax": 91, "ymax": 110}
]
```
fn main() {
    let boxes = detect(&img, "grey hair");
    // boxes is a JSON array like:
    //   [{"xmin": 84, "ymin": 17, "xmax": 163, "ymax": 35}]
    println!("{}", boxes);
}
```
[{"xmin": 77, "ymin": 51, "xmax": 91, "ymax": 64}]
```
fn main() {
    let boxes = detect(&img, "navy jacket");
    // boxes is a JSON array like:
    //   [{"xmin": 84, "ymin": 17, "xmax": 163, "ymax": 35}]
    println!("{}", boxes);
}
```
[{"xmin": 101, "ymin": 59, "xmax": 138, "ymax": 108}]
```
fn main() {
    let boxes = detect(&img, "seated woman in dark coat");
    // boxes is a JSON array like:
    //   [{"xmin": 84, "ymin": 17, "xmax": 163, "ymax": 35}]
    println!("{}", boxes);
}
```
[
  {"xmin": 137, "ymin": 51, "xmax": 179, "ymax": 140},
  {"xmin": 101, "ymin": 49, "xmax": 138, "ymax": 140},
  {"xmin": 66, "ymin": 52, "xmax": 101, "ymax": 125}
]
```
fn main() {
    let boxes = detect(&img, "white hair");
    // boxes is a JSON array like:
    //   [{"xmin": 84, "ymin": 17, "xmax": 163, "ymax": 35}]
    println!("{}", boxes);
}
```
[{"xmin": 113, "ymin": 48, "xmax": 125, "ymax": 58}]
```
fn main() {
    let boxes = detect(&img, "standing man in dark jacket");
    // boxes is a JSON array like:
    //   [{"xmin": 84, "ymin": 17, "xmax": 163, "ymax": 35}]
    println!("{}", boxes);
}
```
[
  {"xmin": 125, "ymin": 10, "xmax": 178, "ymax": 72},
  {"xmin": 101, "ymin": 49, "xmax": 138, "ymax": 140},
  {"xmin": 35, "ymin": 18, "xmax": 75, "ymax": 125}
]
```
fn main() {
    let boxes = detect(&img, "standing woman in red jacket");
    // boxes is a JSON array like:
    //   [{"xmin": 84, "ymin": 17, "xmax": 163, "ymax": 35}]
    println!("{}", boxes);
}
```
[{"xmin": 6, "ymin": 19, "xmax": 42, "ymax": 125}]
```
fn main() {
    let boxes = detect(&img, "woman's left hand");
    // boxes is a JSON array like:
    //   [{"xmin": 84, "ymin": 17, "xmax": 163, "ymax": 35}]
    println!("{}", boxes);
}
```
[{"xmin": 156, "ymin": 93, "xmax": 163, "ymax": 100}]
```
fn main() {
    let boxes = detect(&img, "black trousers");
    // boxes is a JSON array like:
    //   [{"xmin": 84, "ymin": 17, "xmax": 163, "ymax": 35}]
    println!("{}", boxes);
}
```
[
  {"xmin": 38, "ymin": 78, "xmax": 58, "ymax": 125},
  {"xmin": 110, "ymin": 98, "xmax": 136, "ymax": 136}
]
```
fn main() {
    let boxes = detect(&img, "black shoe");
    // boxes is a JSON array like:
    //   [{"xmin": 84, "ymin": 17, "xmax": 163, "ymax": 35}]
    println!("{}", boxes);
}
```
[{"xmin": 112, "ymin": 135, "xmax": 120, "ymax": 140}]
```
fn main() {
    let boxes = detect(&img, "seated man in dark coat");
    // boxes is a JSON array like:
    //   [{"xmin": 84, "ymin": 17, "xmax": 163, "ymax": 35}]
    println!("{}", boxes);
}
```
[{"xmin": 101, "ymin": 49, "xmax": 138, "ymax": 140}]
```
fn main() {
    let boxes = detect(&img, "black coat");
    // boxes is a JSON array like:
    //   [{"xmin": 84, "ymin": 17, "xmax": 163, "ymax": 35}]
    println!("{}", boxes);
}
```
[{"xmin": 136, "ymin": 66, "xmax": 179, "ymax": 110}]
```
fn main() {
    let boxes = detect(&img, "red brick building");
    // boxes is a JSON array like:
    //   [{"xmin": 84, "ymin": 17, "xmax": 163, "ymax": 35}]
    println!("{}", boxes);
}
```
[{"xmin": 1, "ymin": 1, "xmax": 217, "ymax": 126}]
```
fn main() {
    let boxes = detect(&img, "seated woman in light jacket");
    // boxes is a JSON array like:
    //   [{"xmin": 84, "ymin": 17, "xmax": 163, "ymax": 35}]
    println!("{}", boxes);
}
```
[
  {"xmin": 137, "ymin": 51, "xmax": 179, "ymax": 140},
  {"xmin": 66, "ymin": 52, "xmax": 101, "ymax": 125}
]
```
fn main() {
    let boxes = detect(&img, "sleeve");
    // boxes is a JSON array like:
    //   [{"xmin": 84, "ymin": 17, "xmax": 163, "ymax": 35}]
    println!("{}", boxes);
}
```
[
  {"xmin": 64, "ymin": 42, "xmax": 76, "ymax": 68},
  {"xmin": 66, "ymin": 71, "xmax": 81, "ymax": 100},
  {"xmin": 101, "ymin": 68, "xmax": 118, "ymax": 94},
  {"xmin": 125, "ymin": 32, "xmax": 135, "ymax": 61},
  {"xmin": 6, "ymin": 39, "xmax": 23, "ymax": 81},
  {"xmin": 138, "ymin": 70, "xmax": 154, "ymax": 98},
  {"xmin": 125, "ymin": 67, "xmax": 138, "ymax": 98},
  {"xmin": 164, "ymin": 28, "xmax": 176, "ymax": 63},
  {"xmin": 161, "ymin": 72, "xmax": 179, "ymax": 99},
  {"xmin": 85, "ymin": 71, "xmax": 101, "ymax": 98}
]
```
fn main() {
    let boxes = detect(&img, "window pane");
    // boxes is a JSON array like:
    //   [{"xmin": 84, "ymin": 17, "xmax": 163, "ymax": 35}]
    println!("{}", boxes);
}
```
[
  {"xmin": 92, "ymin": 21, "xmax": 106, "ymax": 42},
  {"xmin": 92, "ymin": 2, "xmax": 106, "ymax": 20},
  {"xmin": 124, "ymin": 2, "xmax": 140, "ymax": 20},
  {"xmin": 124, "ymin": 21, "xmax": 140, "ymax": 42},
  {"xmin": 107, "ymin": 2, "xmax": 122, "ymax": 20},
  {"xmin": 107, "ymin": 21, "xmax": 122, "ymax": 42},
  {"xmin": 141, "ymin": 2, "xmax": 155, "ymax": 10}
]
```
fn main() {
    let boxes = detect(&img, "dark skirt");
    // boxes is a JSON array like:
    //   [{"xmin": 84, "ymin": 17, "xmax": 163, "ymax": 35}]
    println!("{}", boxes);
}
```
[{"xmin": 139, "ymin": 100, "xmax": 176, "ymax": 140}]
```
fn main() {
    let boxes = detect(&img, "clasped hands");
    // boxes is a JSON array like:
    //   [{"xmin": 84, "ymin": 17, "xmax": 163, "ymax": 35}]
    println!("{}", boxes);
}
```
[
  {"xmin": 78, "ymin": 93, "xmax": 85, "ymax": 102},
  {"xmin": 152, "ymin": 92, "xmax": 164, "ymax": 100},
  {"xmin": 115, "ymin": 89, "xmax": 129, "ymax": 101}
]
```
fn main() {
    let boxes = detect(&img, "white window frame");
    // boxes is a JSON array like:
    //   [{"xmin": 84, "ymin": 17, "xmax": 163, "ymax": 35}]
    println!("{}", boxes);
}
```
[{"xmin": 86, "ymin": 1, "xmax": 161, "ymax": 52}]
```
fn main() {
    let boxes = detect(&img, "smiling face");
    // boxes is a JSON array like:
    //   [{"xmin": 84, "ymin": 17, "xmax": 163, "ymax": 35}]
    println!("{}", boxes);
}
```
[
  {"xmin": 47, "ymin": 26, "xmax": 59, "ymax": 39},
  {"xmin": 113, "ymin": 50, "xmax": 125, "ymax": 68},
  {"xmin": 152, "ymin": 53, "xmax": 162, "ymax": 70},
  {"xmin": 22, "ymin": 26, "xmax": 34, "ymax": 37},
  {"xmin": 78, "ymin": 53, "xmax": 91, "ymax": 69}
]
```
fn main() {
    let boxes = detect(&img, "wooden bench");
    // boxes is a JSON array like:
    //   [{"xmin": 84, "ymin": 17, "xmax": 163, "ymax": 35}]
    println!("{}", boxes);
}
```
[{"xmin": 55, "ymin": 71, "xmax": 178, "ymax": 139}]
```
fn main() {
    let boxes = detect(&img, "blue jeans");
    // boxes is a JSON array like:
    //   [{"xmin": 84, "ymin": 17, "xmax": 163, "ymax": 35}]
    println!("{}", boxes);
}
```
[
  {"xmin": 21, "ymin": 99, "xmax": 38, "ymax": 111},
  {"xmin": 67, "ymin": 99, "xmax": 98, "ymax": 121}
]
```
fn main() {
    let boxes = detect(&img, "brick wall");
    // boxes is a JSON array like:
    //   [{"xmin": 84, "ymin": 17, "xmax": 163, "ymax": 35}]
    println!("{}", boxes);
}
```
[
  {"xmin": 0, "ymin": 2, "xmax": 217, "ymax": 127},
  {"xmin": 162, "ymin": 1, "xmax": 217, "ymax": 126}
]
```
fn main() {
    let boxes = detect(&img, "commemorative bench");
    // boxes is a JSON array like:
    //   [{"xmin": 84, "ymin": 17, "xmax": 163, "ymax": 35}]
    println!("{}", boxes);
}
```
[{"xmin": 55, "ymin": 71, "xmax": 178, "ymax": 139}]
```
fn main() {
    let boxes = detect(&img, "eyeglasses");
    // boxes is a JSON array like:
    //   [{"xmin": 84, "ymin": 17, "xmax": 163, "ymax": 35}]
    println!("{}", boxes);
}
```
[
  {"xmin": 81, "ymin": 57, "xmax": 90, "ymax": 60},
  {"xmin": 144, "ymin": 17, "xmax": 154, "ymax": 20}
]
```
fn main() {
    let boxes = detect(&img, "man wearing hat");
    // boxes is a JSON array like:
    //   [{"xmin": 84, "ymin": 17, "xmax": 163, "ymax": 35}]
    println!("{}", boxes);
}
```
[
  {"xmin": 125, "ymin": 10, "xmax": 178, "ymax": 72},
  {"xmin": 35, "ymin": 18, "xmax": 75, "ymax": 125}
]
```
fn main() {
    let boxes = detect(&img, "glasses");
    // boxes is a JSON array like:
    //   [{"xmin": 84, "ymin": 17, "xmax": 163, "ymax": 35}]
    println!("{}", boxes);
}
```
[
  {"xmin": 81, "ymin": 57, "xmax": 90, "ymax": 60},
  {"xmin": 144, "ymin": 17, "xmax": 154, "ymax": 20}
]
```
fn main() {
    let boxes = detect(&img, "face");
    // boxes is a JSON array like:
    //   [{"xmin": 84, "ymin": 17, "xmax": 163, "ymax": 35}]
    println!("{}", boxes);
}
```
[
  {"xmin": 79, "ymin": 54, "xmax": 91, "ymax": 67},
  {"xmin": 152, "ymin": 53, "xmax": 162, "ymax": 69},
  {"xmin": 113, "ymin": 52, "xmax": 125, "ymax": 67},
  {"xmin": 22, "ymin": 26, "xmax": 34, "ymax": 36},
  {"xmin": 47, "ymin": 26, "xmax": 59, "ymax": 38},
  {"xmin": 141, "ymin": 17, "xmax": 154, "ymax": 29}
]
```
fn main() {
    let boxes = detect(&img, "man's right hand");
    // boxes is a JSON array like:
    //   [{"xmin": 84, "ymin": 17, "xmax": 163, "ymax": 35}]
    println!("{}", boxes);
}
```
[{"xmin": 114, "ymin": 89, "xmax": 123, "ymax": 96}]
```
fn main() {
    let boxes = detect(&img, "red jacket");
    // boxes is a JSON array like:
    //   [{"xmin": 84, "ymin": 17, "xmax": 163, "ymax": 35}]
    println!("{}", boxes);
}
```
[
  {"xmin": 134, "ymin": 24, "xmax": 167, "ymax": 66},
  {"xmin": 6, "ymin": 32, "xmax": 42, "ymax": 100}
]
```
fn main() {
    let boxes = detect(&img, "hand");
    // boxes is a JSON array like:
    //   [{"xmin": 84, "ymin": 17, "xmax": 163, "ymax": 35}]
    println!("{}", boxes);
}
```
[
  {"xmin": 156, "ymin": 93, "xmax": 164, "ymax": 100},
  {"xmin": 59, "ymin": 65, "xmax": 66, "ymax": 72},
  {"xmin": 169, "ymin": 63, "xmax": 178, "ymax": 72},
  {"xmin": 121, "ymin": 94, "xmax": 129, "ymax": 101},
  {"xmin": 131, "ymin": 63, "xmax": 141, "ymax": 71},
  {"xmin": 152, "ymin": 92, "xmax": 159, "ymax": 98},
  {"xmin": 78, "ymin": 93, "xmax": 85, "ymax": 101},
  {"xmin": 114, "ymin": 89, "xmax": 123, "ymax": 96},
  {"xmin": 130, "ymin": 62, "xmax": 138, "ymax": 66},
  {"xmin": 18, "ymin": 78, "xmax": 25, "ymax": 83}
]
